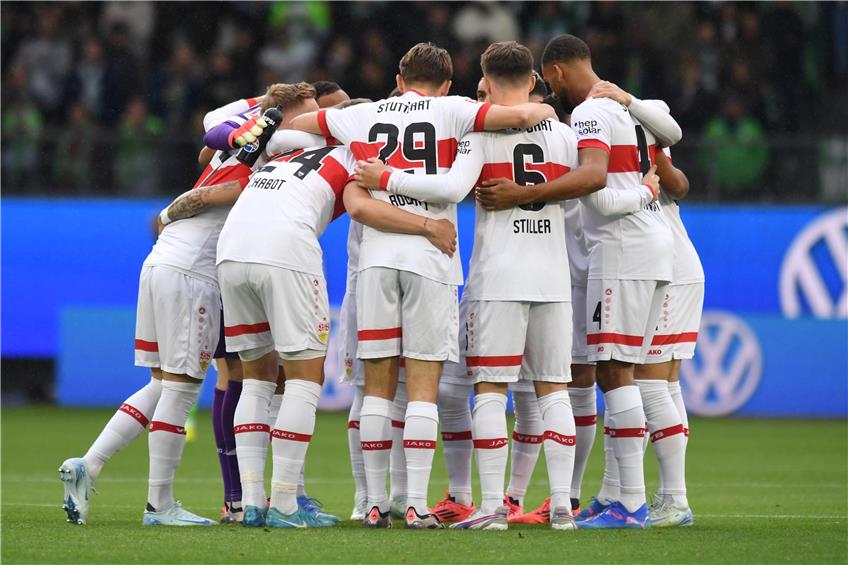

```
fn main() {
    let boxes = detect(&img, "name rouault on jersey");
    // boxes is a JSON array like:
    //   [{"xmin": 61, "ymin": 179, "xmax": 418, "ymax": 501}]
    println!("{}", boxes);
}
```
[
  {"xmin": 513, "ymin": 218, "xmax": 551, "ymax": 234},
  {"xmin": 389, "ymin": 193, "xmax": 429, "ymax": 211},
  {"xmin": 376, "ymin": 99, "xmax": 432, "ymax": 114}
]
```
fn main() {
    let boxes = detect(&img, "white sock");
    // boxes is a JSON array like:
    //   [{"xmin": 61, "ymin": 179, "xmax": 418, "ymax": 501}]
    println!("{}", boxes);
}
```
[
  {"xmin": 472, "ymin": 392, "xmax": 508, "ymax": 515},
  {"xmin": 637, "ymin": 380, "xmax": 687, "ymax": 507},
  {"xmin": 348, "ymin": 386, "xmax": 366, "ymax": 506},
  {"xmin": 270, "ymin": 380, "xmax": 321, "ymax": 515},
  {"xmin": 360, "ymin": 395, "xmax": 393, "ymax": 513},
  {"xmin": 84, "ymin": 378, "xmax": 162, "ymax": 480},
  {"xmin": 568, "ymin": 386, "xmax": 597, "ymax": 503},
  {"xmin": 390, "ymin": 382, "xmax": 408, "ymax": 503},
  {"xmin": 147, "ymin": 380, "xmax": 201, "ymax": 511},
  {"xmin": 668, "ymin": 381, "xmax": 689, "ymax": 447},
  {"xmin": 604, "ymin": 386, "xmax": 647, "ymax": 512},
  {"xmin": 297, "ymin": 464, "xmax": 307, "ymax": 499},
  {"xmin": 438, "ymin": 382, "xmax": 473, "ymax": 506},
  {"xmin": 233, "ymin": 379, "xmax": 275, "ymax": 509},
  {"xmin": 597, "ymin": 410, "xmax": 620, "ymax": 504},
  {"xmin": 539, "ymin": 390, "xmax": 576, "ymax": 512},
  {"xmin": 268, "ymin": 393, "xmax": 283, "ymax": 427},
  {"xmin": 507, "ymin": 390, "xmax": 542, "ymax": 507},
  {"xmin": 404, "ymin": 400, "xmax": 438, "ymax": 515}
]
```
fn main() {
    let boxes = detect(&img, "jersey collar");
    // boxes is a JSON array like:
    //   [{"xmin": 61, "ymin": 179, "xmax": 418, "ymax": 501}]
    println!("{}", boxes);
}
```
[{"xmin": 405, "ymin": 88, "xmax": 429, "ymax": 98}]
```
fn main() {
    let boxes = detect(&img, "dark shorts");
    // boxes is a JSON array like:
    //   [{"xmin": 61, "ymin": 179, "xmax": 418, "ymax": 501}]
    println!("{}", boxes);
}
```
[{"xmin": 214, "ymin": 310, "xmax": 240, "ymax": 359}]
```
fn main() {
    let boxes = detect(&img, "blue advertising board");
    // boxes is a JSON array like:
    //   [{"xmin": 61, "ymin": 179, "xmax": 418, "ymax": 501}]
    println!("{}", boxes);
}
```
[{"xmin": 2, "ymin": 198, "xmax": 846, "ymax": 416}]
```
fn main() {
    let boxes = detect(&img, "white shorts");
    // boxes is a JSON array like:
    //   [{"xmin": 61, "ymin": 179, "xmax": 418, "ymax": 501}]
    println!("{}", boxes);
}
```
[
  {"xmin": 218, "ymin": 261, "xmax": 329, "ymax": 362},
  {"xmin": 465, "ymin": 300, "xmax": 572, "ymax": 386},
  {"xmin": 571, "ymin": 284, "xmax": 593, "ymax": 365},
  {"xmin": 338, "ymin": 291, "xmax": 364, "ymax": 385},
  {"xmin": 643, "ymin": 282, "xmax": 705, "ymax": 363},
  {"xmin": 356, "ymin": 267, "xmax": 459, "ymax": 362},
  {"xmin": 586, "ymin": 278, "xmax": 667, "ymax": 364},
  {"xmin": 134, "ymin": 266, "xmax": 221, "ymax": 380}
]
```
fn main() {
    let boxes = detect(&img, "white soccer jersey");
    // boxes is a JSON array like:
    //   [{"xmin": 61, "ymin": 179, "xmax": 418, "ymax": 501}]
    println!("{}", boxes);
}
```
[
  {"xmin": 317, "ymin": 90, "xmax": 492, "ymax": 285},
  {"xmin": 216, "ymin": 145, "xmax": 356, "ymax": 276},
  {"xmin": 383, "ymin": 119, "xmax": 577, "ymax": 301},
  {"xmin": 571, "ymin": 97, "xmax": 673, "ymax": 281},
  {"xmin": 563, "ymin": 199, "xmax": 589, "ymax": 288},
  {"xmin": 658, "ymin": 150, "xmax": 705, "ymax": 285}
]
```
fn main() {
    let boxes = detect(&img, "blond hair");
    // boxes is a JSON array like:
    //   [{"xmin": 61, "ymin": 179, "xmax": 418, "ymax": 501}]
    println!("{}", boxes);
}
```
[{"xmin": 261, "ymin": 82, "xmax": 316, "ymax": 111}]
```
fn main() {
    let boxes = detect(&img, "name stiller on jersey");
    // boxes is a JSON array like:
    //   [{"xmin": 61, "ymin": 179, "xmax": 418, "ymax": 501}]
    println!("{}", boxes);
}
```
[
  {"xmin": 216, "ymin": 145, "xmax": 357, "ymax": 277},
  {"xmin": 382, "ymin": 118, "xmax": 579, "ymax": 303},
  {"xmin": 317, "ymin": 90, "xmax": 491, "ymax": 285},
  {"xmin": 570, "ymin": 97, "xmax": 673, "ymax": 282}
]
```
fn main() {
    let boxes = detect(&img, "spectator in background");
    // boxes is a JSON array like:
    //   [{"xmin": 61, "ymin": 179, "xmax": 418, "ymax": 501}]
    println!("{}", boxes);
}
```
[
  {"xmin": 115, "ymin": 98, "xmax": 162, "ymax": 196},
  {"xmin": 671, "ymin": 59, "xmax": 717, "ymax": 131},
  {"xmin": 99, "ymin": 1, "xmax": 155, "ymax": 62},
  {"xmin": 453, "ymin": 2, "xmax": 519, "ymax": 44},
  {"xmin": 259, "ymin": 25, "xmax": 319, "ymax": 84},
  {"xmin": 64, "ymin": 37, "xmax": 105, "ymax": 121},
  {"xmin": 701, "ymin": 94, "xmax": 769, "ymax": 198},
  {"xmin": 100, "ymin": 23, "xmax": 140, "ymax": 127},
  {"xmin": 203, "ymin": 49, "xmax": 242, "ymax": 112},
  {"xmin": 53, "ymin": 103, "xmax": 95, "ymax": 193},
  {"xmin": 2, "ymin": 63, "xmax": 44, "ymax": 189},
  {"xmin": 763, "ymin": 2, "xmax": 806, "ymax": 132},
  {"xmin": 694, "ymin": 20, "xmax": 721, "ymax": 95}
]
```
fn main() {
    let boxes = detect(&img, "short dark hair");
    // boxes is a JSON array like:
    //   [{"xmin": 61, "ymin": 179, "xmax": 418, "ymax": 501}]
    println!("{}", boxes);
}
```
[
  {"xmin": 530, "ymin": 70, "xmax": 548, "ymax": 98},
  {"xmin": 480, "ymin": 41, "xmax": 534, "ymax": 83},
  {"xmin": 399, "ymin": 43, "xmax": 453, "ymax": 86},
  {"xmin": 312, "ymin": 81, "xmax": 342, "ymax": 98},
  {"xmin": 542, "ymin": 34, "xmax": 591, "ymax": 66}
]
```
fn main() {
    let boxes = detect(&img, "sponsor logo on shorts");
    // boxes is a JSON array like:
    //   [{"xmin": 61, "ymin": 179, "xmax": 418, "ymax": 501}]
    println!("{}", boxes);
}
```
[
  {"xmin": 680, "ymin": 311, "xmax": 762, "ymax": 416},
  {"xmin": 317, "ymin": 320, "xmax": 330, "ymax": 343}
]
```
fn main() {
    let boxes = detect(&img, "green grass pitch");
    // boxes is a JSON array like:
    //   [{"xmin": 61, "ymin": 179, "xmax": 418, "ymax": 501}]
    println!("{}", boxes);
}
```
[{"xmin": 2, "ymin": 407, "xmax": 846, "ymax": 564}]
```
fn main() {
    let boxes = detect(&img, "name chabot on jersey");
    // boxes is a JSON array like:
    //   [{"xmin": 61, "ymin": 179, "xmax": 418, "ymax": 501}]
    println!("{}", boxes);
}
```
[
  {"xmin": 248, "ymin": 177, "xmax": 287, "ymax": 191},
  {"xmin": 572, "ymin": 119, "xmax": 601, "ymax": 136}
]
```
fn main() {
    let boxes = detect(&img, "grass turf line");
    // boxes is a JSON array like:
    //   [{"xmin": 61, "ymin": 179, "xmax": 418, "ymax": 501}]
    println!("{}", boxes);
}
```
[{"xmin": 2, "ymin": 407, "xmax": 846, "ymax": 564}]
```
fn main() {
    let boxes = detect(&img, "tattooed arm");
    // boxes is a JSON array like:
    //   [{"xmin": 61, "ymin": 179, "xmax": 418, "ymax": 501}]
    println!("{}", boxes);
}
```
[{"xmin": 158, "ymin": 181, "xmax": 243, "ymax": 227}]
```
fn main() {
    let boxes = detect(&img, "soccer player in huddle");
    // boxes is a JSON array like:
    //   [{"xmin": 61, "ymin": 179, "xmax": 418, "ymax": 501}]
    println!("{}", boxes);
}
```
[{"xmin": 292, "ymin": 41, "xmax": 556, "ymax": 528}]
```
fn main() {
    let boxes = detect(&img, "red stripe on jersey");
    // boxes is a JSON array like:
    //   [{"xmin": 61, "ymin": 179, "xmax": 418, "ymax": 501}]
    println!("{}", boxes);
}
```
[
  {"xmin": 119, "ymin": 403, "xmax": 149, "ymax": 427},
  {"xmin": 526, "ymin": 161, "xmax": 571, "ymax": 180},
  {"xmin": 442, "ymin": 431, "xmax": 472, "ymax": 441},
  {"xmin": 317, "ymin": 109, "xmax": 332, "ymax": 140},
  {"xmin": 607, "ymin": 144, "xmax": 658, "ymax": 174},
  {"xmin": 650, "ymin": 424, "xmax": 686, "ymax": 443},
  {"xmin": 348, "ymin": 420, "xmax": 360, "ymax": 430},
  {"xmin": 512, "ymin": 431, "xmax": 543, "ymax": 444},
  {"xmin": 478, "ymin": 162, "xmax": 571, "ymax": 185},
  {"xmin": 403, "ymin": 439, "xmax": 436, "ymax": 449},
  {"xmin": 149, "ymin": 421, "xmax": 186, "ymax": 435},
  {"xmin": 574, "ymin": 415, "xmax": 597, "ymax": 427},
  {"xmin": 473, "ymin": 103, "xmax": 492, "ymax": 132},
  {"xmin": 271, "ymin": 429, "xmax": 313, "ymax": 442},
  {"xmin": 607, "ymin": 427, "xmax": 645, "ymax": 438},
  {"xmin": 651, "ymin": 332, "xmax": 698, "ymax": 346},
  {"xmin": 135, "ymin": 339, "xmax": 158, "ymax": 352},
  {"xmin": 466, "ymin": 355, "xmax": 523, "ymax": 368},
  {"xmin": 317, "ymin": 155, "xmax": 350, "ymax": 194},
  {"xmin": 577, "ymin": 139, "xmax": 610, "ymax": 153},
  {"xmin": 473, "ymin": 438, "xmax": 509, "ymax": 449},
  {"xmin": 392, "ymin": 420, "xmax": 405, "ymax": 429},
  {"xmin": 478, "ymin": 162, "xmax": 513, "ymax": 184},
  {"xmin": 586, "ymin": 332, "xmax": 644, "ymax": 346},
  {"xmin": 194, "ymin": 160, "xmax": 252, "ymax": 190},
  {"xmin": 357, "ymin": 327, "xmax": 402, "ymax": 341},
  {"xmin": 234, "ymin": 423, "xmax": 271, "ymax": 434},
  {"xmin": 348, "ymin": 139, "xmax": 459, "ymax": 169},
  {"xmin": 224, "ymin": 322, "xmax": 271, "ymax": 337},
  {"xmin": 361, "ymin": 440, "xmax": 393, "ymax": 451},
  {"xmin": 543, "ymin": 430, "xmax": 576, "ymax": 446}
]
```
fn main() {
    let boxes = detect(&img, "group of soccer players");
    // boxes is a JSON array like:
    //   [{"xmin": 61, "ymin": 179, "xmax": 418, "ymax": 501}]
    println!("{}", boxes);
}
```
[{"xmin": 59, "ymin": 33, "xmax": 703, "ymax": 531}]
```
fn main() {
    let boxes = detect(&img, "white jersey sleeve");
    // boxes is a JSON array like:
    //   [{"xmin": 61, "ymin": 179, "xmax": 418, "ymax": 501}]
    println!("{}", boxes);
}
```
[
  {"xmin": 440, "ymin": 95, "xmax": 491, "ymax": 137},
  {"xmin": 203, "ymin": 97, "xmax": 259, "ymax": 131},
  {"xmin": 658, "ymin": 147, "xmax": 705, "ymax": 284},
  {"xmin": 385, "ymin": 132, "xmax": 486, "ymax": 203},
  {"xmin": 583, "ymin": 184, "xmax": 655, "ymax": 216},
  {"xmin": 267, "ymin": 130, "xmax": 328, "ymax": 157},
  {"xmin": 571, "ymin": 99, "xmax": 615, "ymax": 153},
  {"xmin": 318, "ymin": 103, "xmax": 373, "ymax": 146},
  {"xmin": 626, "ymin": 98, "xmax": 682, "ymax": 147}
]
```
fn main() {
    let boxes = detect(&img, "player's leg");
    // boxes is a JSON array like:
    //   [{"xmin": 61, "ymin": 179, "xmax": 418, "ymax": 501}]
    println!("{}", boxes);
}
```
[
  {"xmin": 356, "ymin": 267, "xmax": 401, "ymax": 528},
  {"xmin": 347, "ymin": 384, "xmax": 368, "ymax": 520},
  {"xmin": 398, "ymin": 272, "xmax": 459, "ymax": 529},
  {"xmin": 212, "ymin": 361, "xmax": 230, "ymax": 518},
  {"xmin": 505, "ymin": 387, "xmax": 542, "ymax": 522},
  {"xmin": 579, "ymin": 279, "xmax": 653, "ymax": 529},
  {"xmin": 218, "ymin": 261, "xmax": 279, "ymax": 527},
  {"xmin": 453, "ymin": 300, "xmax": 526, "ymax": 531},
  {"xmin": 389, "ymin": 379, "xmax": 409, "ymax": 517}
]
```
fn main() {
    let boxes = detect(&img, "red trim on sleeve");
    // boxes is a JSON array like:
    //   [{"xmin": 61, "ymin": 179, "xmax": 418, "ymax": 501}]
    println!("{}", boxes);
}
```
[
  {"xmin": 317, "ymin": 109, "xmax": 332, "ymax": 140},
  {"xmin": 379, "ymin": 170, "xmax": 392, "ymax": 190},
  {"xmin": 473, "ymin": 103, "xmax": 492, "ymax": 132},
  {"xmin": 577, "ymin": 139, "xmax": 611, "ymax": 153},
  {"xmin": 245, "ymin": 97, "xmax": 259, "ymax": 107}
]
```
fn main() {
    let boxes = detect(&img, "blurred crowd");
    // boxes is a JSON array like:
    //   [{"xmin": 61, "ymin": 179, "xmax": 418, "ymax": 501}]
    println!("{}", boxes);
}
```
[{"xmin": 2, "ymin": 1, "xmax": 847, "ymax": 201}]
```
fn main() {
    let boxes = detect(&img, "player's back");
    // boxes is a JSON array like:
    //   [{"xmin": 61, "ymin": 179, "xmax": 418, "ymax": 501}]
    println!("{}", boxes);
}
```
[
  {"xmin": 571, "ymin": 97, "xmax": 672, "ymax": 281},
  {"xmin": 217, "ymin": 145, "xmax": 355, "ymax": 277},
  {"xmin": 319, "ymin": 90, "xmax": 490, "ymax": 284},
  {"xmin": 464, "ymin": 119, "xmax": 577, "ymax": 302}
]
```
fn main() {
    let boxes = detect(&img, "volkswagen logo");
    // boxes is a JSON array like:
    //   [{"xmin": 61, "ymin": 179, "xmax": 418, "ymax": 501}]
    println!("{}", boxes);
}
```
[
  {"xmin": 679, "ymin": 311, "xmax": 762, "ymax": 416},
  {"xmin": 780, "ymin": 207, "xmax": 848, "ymax": 319}
]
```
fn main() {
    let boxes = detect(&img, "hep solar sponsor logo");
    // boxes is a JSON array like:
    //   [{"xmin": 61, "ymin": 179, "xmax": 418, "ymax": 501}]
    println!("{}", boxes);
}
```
[
  {"xmin": 780, "ymin": 207, "xmax": 848, "ymax": 319},
  {"xmin": 680, "ymin": 311, "xmax": 762, "ymax": 416}
]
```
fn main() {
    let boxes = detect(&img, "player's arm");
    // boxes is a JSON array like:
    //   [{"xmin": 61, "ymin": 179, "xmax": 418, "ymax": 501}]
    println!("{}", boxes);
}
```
[
  {"xmin": 584, "ymin": 164, "xmax": 660, "ymax": 216},
  {"xmin": 158, "ymin": 180, "xmax": 244, "ymax": 227},
  {"xmin": 587, "ymin": 81, "xmax": 682, "ymax": 147},
  {"xmin": 655, "ymin": 150, "xmax": 689, "ymax": 199},
  {"xmin": 203, "ymin": 96, "xmax": 262, "ymax": 131},
  {"xmin": 198, "ymin": 146, "xmax": 216, "ymax": 167},
  {"xmin": 343, "ymin": 181, "xmax": 457, "ymax": 257},
  {"xmin": 354, "ymin": 134, "xmax": 485, "ymax": 204},
  {"xmin": 266, "ymin": 130, "xmax": 328, "ymax": 156},
  {"xmin": 290, "ymin": 111, "xmax": 322, "ymax": 135},
  {"xmin": 481, "ymin": 102, "xmax": 556, "ymax": 130}
]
